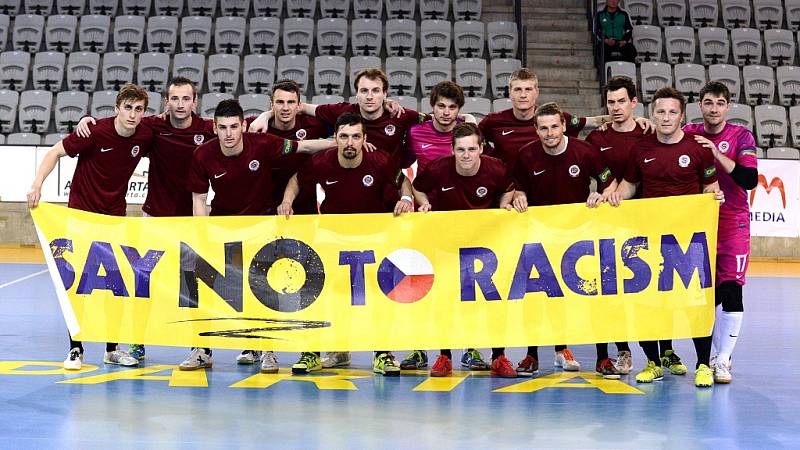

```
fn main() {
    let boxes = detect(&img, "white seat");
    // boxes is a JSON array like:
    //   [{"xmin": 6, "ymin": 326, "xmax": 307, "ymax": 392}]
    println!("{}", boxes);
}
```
[
  {"xmin": 487, "ymin": 21, "xmax": 517, "ymax": 59},
  {"xmin": 754, "ymin": 0, "xmax": 784, "ymax": 30},
  {"xmin": 320, "ymin": 0, "xmax": 349, "ymax": 18},
  {"xmin": 731, "ymin": 28, "xmax": 763, "ymax": 66},
  {"xmin": 385, "ymin": 0, "xmax": 414, "ymax": 20},
  {"xmin": 239, "ymin": 93, "xmax": 270, "ymax": 116},
  {"xmin": 605, "ymin": 61, "xmax": 637, "ymax": 82},
  {"xmin": 454, "ymin": 20, "xmax": 484, "ymax": 59},
  {"xmin": 147, "ymin": 16, "xmax": 179, "ymax": 54},
  {"xmin": 455, "ymin": 57, "xmax": 487, "ymax": 97},
  {"xmin": 490, "ymin": 58, "xmax": 521, "ymax": 99},
  {"xmin": 13, "ymin": 14, "xmax": 44, "ymax": 53},
  {"xmin": 633, "ymin": 25, "xmax": 663, "ymax": 63},
  {"xmin": 286, "ymin": 0, "xmax": 317, "ymax": 18},
  {"xmin": 243, "ymin": 54, "xmax": 276, "ymax": 94},
  {"xmin": 314, "ymin": 55, "xmax": 347, "ymax": 96},
  {"xmin": 728, "ymin": 102, "xmax": 753, "ymax": 129},
  {"xmin": 66, "ymin": 51, "xmax": 99, "ymax": 92},
  {"xmin": 626, "ymin": 0, "xmax": 653, "ymax": 25},
  {"xmin": 419, "ymin": 57, "xmax": 452, "ymax": 97},
  {"xmin": 664, "ymin": 26, "xmax": 695, "ymax": 64},
  {"xmin": 138, "ymin": 52, "xmax": 171, "ymax": 92},
  {"xmin": 252, "ymin": 0, "xmax": 282, "ymax": 17},
  {"xmin": 78, "ymin": 14, "xmax": 111, "ymax": 53},
  {"xmin": 385, "ymin": 19, "xmax": 417, "ymax": 58},
  {"xmin": 200, "ymin": 92, "xmax": 235, "ymax": 117},
  {"xmin": 452, "ymin": 0, "xmax": 480, "ymax": 21},
  {"xmin": 113, "ymin": 15, "xmax": 145, "ymax": 54},
  {"xmin": 353, "ymin": 0, "xmax": 382, "ymax": 19},
  {"xmin": 764, "ymin": 29, "xmax": 796, "ymax": 67},
  {"xmin": 45, "ymin": 15, "xmax": 77, "ymax": 53},
  {"xmin": 656, "ymin": 0, "xmax": 686, "ymax": 27},
  {"xmin": 351, "ymin": 19, "xmax": 382, "ymax": 57},
  {"xmin": 215, "ymin": 17, "xmax": 247, "ymax": 54},
  {"xmin": 32, "ymin": 51, "xmax": 65, "ymax": 92},
  {"xmin": 787, "ymin": 0, "xmax": 800, "ymax": 31},
  {"xmin": 461, "ymin": 96, "xmax": 490, "ymax": 120},
  {"xmin": 221, "ymin": 0, "xmax": 251, "ymax": 16},
  {"xmin": 421, "ymin": 20, "xmax": 452, "ymax": 58},
  {"xmin": 173, "ymin": 52, "xmax": 206, "ymax": 91},
  {"xmin": 674, "ymin": 63, "xmax": 707, "ymax": 103},
  {"xmin": 0, "ymin": 89, "xmax": 19, "ymax": 132},
  {"xmin": 722, "ymin": 0, "xmax": 752, "ymax": 29},
  {"xmin": 0, "ymin": 50, "xmax": 30, "ymax": 92},
  {"xmin": 639, "ymin": 61, "xmax": 672, "ymax": 103},
  {"xmin": 743, "ymin": 64, "xmax": 775, "ymax": 106},
  {"xmin": 789, "ymin": 105, "xmax": 800, "ymax": 144},
  {"xmin": 421, "ymin": 0, "xmax": 449, "ymax": 20},
  {"xmin": 283, "ymin": 17, "xmax": 314, "ymax": 56},
  {"xmin": 55, "ymin": 90, "xmax": 89, "ymax": 133},
  {"xmin": 689, "ymin": 0, "xmax": 718, "ymax": 28},
  {"xmin": 754, "ymin": 104, "xmax": 788, "ymax": 147},
  {"xmin": 277, "ymin": 54, "xmax": 310, "ymax": 95},
  {"xmin": 709, "ymin": 64, "xmax": 742, "ymax": 103},
  {"xmin": 101, "ymin": 51, "xmax": 134, "ymax": 91},
  {"xmin": 776, "ymin": 66, "xmax": 800, "ymax": 106},
  {"xmin": 317, "ymin": 18, "xmax": 348, "ymax": 56},
  {"xmin": 385, "ymin": 56, "xmax": 417, "ymax": 97},
  {"xmin": 698, "ymin": 27, "xmax": 730, "ymax": 65},
  {"xmin": 18, "ymin": 89, "xmax": 52, "ymax": 133},
  {"xmin": 766, "ymin": 147, "xmax": 800, "ymax": 159},
  {"xmin": 180, "ymin": 16, "xmax": 213, "ymax": 54},
  {"xmin": 207, "ymin": 54, "xmax": 240, "ymax": 94},
  {"xmin": 249, "ymin": 17, "xmax": 281, "ymax": 55}
]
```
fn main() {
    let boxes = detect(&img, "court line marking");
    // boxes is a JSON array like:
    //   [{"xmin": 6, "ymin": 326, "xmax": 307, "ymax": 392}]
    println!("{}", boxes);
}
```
[{"xmin": 0, "ymin": 269, "xmax": 49, "ymax": 290}]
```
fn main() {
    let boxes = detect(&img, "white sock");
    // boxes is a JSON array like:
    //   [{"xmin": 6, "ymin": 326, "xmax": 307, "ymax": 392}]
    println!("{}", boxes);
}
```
[
  {"xmin": 711, "ymin": 305, "xmax": 723, "ymax": 356},
  {"xmin": 716, "ymin": 311, "xmax": 743, "ymax": 364}
]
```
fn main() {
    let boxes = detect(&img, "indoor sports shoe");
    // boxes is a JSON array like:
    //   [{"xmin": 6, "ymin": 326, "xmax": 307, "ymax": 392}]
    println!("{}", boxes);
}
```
[
  {"xmin": 373, "ymin": 352, "xmax": 401, "ymax": 376},
  {"xmin": 236, "ymin": 350, "xmax": 262, "ymax": 365},
  {"xmin": 490, "ymin": 355, "xmax": 517, "ymax": 378},
  {"xmin": 710, "ymin": 354, "xmax": 733, "ymax": 371},
  {"xmin": 400, "ymin": 350, "xmax": 428, "ymax": 370},
  {"xmin": 635, "ymin": 361, "xmax": 664, "ymax": 383},
  {"xmin": 660, "ymin": 350, "xmax": 688, "ymax": 375},
  {"xmin": 596, "ymin": 358, "xmax": 623, "ymax": 379},
  {"xmin": 104, "ymin": 348, "xmax": 138, "ymax": 366},
  {"xmin": 64, "ymin": 347, "xmax": 83, "ymax": 371},
  {"xmin": 179, "ymin": 348, "xmax": 213, "ymax": 371},
  {"xmin": 695, "ymin": 364, "xmax": 713, "ymax": 387},
  {"xmin": 128, "ymin": 344, "xmax": 145, "ymax": 361},
  {"xmin": 292, "ymin": 352, "xmax": 322, "ymax": 374},
  {"xmin": 460, "ymin": 349, "xmax": 490, "ymax": 370},
  {"xmin": 713, "ymin": 361, "xmax": 732, "ymax": 384},
  {"xmin": 260, "ymin": 351, "xmax": 279, "ymax": 373},
  {"xmin": 614, "ymin": 350, "xmax": 633, "ymax": 374},
  {"xmin": 321, "ymin": 352, "xmax": 351, "ymax": 368},
  {"xmin": 515, "ymin": 355, "xmax": 539, "ymax": 377},
  {"xmin": 430, "ymin": 354, "xmax": 453, "ymax": 377},
  {"xmin": 554, "ymin": 349, "xmax": 581, "ymax": 371}
]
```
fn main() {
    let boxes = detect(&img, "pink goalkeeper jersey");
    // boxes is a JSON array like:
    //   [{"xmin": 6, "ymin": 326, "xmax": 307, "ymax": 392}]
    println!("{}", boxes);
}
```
[{"xmin": 407, "ymin": 120, "xmax": 463, "ymax": 172}]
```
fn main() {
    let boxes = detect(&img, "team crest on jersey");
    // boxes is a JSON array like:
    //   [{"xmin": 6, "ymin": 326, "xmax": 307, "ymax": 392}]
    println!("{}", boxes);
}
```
[
  {"xmin": 249, "ymin": 160, "xmax": 260, "ymax": 171},
  {"xmin": 193, "ymin": 134, "xmax": 205, "ymax": 145},
  {"xmin": 476, "ymin": 186, "xmax": 488, "ymax": 198},
  {"xmin": 568, "ymin": 164, "xmax": 580, "ymax": 177},
  {"xmin": 130, "ymin": 145, "xmax": 140, "ymax": 157},
  {"xmin": 362, "ymin": 175, "xmax": 374, "ymax": 187},
  {"xmin": 384, "ymin": 124, "xmax": 396, "ymax": 136},
  {"xmin": 719, "ymin": 141, "xmax": 730, "ymax": 153},
  {"xmin": 678, "ymin": 154, "xmax": 691, "ymax": 168},
  {"xmin": 295, "ymin": 128, "xmax": 307, "ymax": 140}
]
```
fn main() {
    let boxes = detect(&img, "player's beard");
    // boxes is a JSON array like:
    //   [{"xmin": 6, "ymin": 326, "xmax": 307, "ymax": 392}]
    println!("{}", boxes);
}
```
[{"xmin": 342, "ymin": 146, "xmax": 358, "ymax": 159}]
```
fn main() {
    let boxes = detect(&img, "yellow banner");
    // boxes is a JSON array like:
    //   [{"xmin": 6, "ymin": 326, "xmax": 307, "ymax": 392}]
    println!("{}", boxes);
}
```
[{"xmin": 31, "ymin": 196, "xmax": 718, "ymax": 351}]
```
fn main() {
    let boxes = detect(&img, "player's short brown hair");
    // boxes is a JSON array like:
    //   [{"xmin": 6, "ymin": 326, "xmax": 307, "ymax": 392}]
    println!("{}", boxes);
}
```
[
  {"xmin": 698, "ymin": 81, "xmax": 731, "ymax": 103},
  {"xmin": 272, "ymin": 79, "xmax": 302, "ymax": 100},
  {"xmin": 533, "ymin": 102, "xmax": 565, "ymax": 125},
  {"xmin": 116, "ymin": 84, "xmax": 149, "ymax": 108},
  {"xmin": 430, "ymin": 81, "xmax": 465, "ymax": 108},
  {"xmin": 451, "ymin": 122, "xmax": 483, "ymax": 148},
  {"xmin": 652, "ymin": 86, "xmax": 686, "ymax": 113},
  {"xmin": 353, "ymin": 68, "xmax": 389, "ymax": 93},
  {"xmin": 508, "ymin": 68, "xmax": 538, "ymax": 86},
  {"xmin": 166, "ymin": 76, "xmax": 196, "ymax": 99}
]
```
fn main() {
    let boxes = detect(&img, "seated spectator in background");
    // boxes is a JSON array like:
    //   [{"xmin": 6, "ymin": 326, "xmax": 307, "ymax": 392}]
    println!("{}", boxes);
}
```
[{"xmin": 595, "ymin": 0, "xmax": 637, "ymax": 63}]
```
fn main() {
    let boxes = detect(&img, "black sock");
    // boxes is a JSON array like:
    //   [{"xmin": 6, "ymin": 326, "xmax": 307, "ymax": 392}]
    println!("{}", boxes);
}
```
[
  {"xmin": 105, "ymin": 342, "xmax": 118, "ymax": 352},
  {"xmin": 693, "ymin": 335, "xmax": 712, "ymax": 368},
  {"xmin": 659, "ymin": 339, "xmax": 673, "ymax": 355},
  {"xmin": 596, "ymin": 343, "xmax": 609, "ymax": 362},
  {"xmin": 527, "ymin": 346, "xmax": 539, "ymax": 359},
  {"xmin": 314, "ymin": 352, "xmax": 320, "ymax": 357},
  {"xmin": 491, "ymin": 348, "xmax": 505, "ymax": 360},
  {"xmin": 441, "ymin": 349, "xmax": 452, "ymax": 359},
  {"xmin": 69, "ymin": 336, "xmax": 83, "ymax": 353},
  {"xmin": 640, "ymin": 341, "xmax": 661, "ymax": 365},
  {"xmin": 615, "ymin": 341, "xmax": 631, "ymax": 352},
  {"xmin": 554, "ymin": 344, "xmax": 567, "ymax": 352}
]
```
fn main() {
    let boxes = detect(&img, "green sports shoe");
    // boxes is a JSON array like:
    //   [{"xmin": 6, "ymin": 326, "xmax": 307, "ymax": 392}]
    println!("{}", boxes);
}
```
[
  {"xmin": 373, "ymin": 352, "xmax": 401, "ymax": 376},
  {"xmin": 635, "ymin": 361, "xmax": 664, "ymax": 383},
  {"xmin": 400, "ymin": 350, "xmax": 428, "ymax": 370},
  {"xmin": 292, "ymin": 352, "xmax": 322, "ymax": 374},
  {"xmin": 695, "ymin": 364, "xmax": 713, "ymax": 387},
  {"xmin": 660, "ymin": 350, "xmax": 688, "ymax": 375}
]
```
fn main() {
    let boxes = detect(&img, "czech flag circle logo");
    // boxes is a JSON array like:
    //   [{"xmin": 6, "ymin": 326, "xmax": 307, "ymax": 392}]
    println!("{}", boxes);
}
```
[{"xmin": 377, "ymin": 249, "xmax": 435, "ymax": 303}]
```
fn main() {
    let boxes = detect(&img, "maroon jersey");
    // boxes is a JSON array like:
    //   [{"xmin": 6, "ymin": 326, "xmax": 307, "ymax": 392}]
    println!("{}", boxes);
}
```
[
  {"xmin": 413, "ymin": 155, "xmax": 513, "ymax": 211},
  {"xmin": 623, "ymin": 132, "xmax": 718, "ymax": 199},
  {"xmin": 585, "ymin": 125, "xmax": 645, "ymax": 182},
  {"xmin": 62, "ymin": 117, "xmax": 154, "ymax": 216},
  {"xmin": 141, "ymin": 113, "xmax": 216, "ymax": 217},
  {"xmin": 479, "ymin": 108, "xmax": 587, "ymax": 168},
  {"xmin": 297, "ymin": 148, "xmax": 404, "ymax": 214},
  {"xmin": 187, "ymin": 133, "xmax": 298, "ymax": 216},
  {"xmin": 513, "ymin": 137, "xmax": 613, "ymax": 206},
  {"xmin": 266, "ymin": 115, "xmax": 330, "ymax": 214}
]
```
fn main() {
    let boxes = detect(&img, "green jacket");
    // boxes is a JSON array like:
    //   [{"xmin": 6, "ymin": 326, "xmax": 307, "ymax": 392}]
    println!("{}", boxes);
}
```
[{"xmin": 595, "ymin": 8, "xmax": 634, "ymax": 42}]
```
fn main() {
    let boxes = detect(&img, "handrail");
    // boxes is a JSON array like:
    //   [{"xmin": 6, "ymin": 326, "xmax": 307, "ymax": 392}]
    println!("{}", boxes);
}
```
[{"xmin": 515, "ymin": 0, "xmax": 527, "ymax": 67}]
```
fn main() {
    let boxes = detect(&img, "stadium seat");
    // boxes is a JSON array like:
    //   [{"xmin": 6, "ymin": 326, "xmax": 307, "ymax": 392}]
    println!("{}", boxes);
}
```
[
  {"xmin": 709, "ymin": 64, "xmax": 742, "ymax": 103},
  {"xmin": 722, "ymin": 0, "xmax": 752, "ymax": 29},
  {"xmin": 385, "ymin": 19, "xmax": 417, "ymax": 58},
  {"xmin": 187, "ymin": 0, "xmax": 217, "ymax": 16},
  {"xmin": 777, "ymin": 66, "xmax": 800, "ymax": 106},
  {"xmin": 0, "ymin": 134, "xmax": 5, "ymax": 144},
  {"xmin": 664, "ymin": 26, "xmax": 695, "ymax": 64},
  {"xmin": 66, "ymin": 51, "xmax": 99, "ymax": 92},
  {"xmin": 283, "ymin": 18, "xmax": 315, "ymax": 56},
  {"xmin": 13, "ymin": 14, "xmax": 44, "ymax": 53},
  {"xmin": 698, "ymin": 27, "xmax": 730, "ymax": 65},
  {"xmin": 25, "ymin": 0, "xmax": 52, "ymax": 15},
  {"xmin": 0, "ymin": 0, "xmax": 20, "ymax": 16},
  {"xmin": 633, "ymin": 25, "xmax": 663, "ymax": 63},
  {"xmin": 172, "ymin": 52, "xmax": 205, "ymax": 92},
  {"xmin": 121, "ymin": 0, "xmax": 151, "ymax": 15},
  {"xmin": 455, "ymin": 57, "xmax": 487, "ymax": 97},
  {"xmin": 18, "ymin": 89, "xmax": 51, "ymax": 133},
  {"xmin": 689, "ymin": 0, "xmax": 718, "ymax": 28},
  {"xmin": 7, "ymin": 133, "xmax": 41, "ymax": 145},
  {"xmin": 461, "ymin": 96, "xmax": 490, "ymax": 120},
  {"xmin": 113, "ymin": 15, "xmax": 145, "ymax": 53},
  {"xmin": 78, "ymin": 15, "xmax": 111, "ymax": 53},
  {"xmin": 286, "ymin": 0, "xmax": 317, "ymax": 18},
  {"xmin": 421, "ymin": 20, "xmax": 452, "ymax": 58},
  {"xmin": 754, "ymin": 104, "xmax": 788, "ymax": 147},
  {"xmin": 0, "ymin": 14, "xmax": 8, "ymax": 51},
  {"xmin": 421, "ymin": 0, "xmax": 449, "ymax": 20},
  {"xmin": 349, "ymin": 55, "xmax": 382, "ymax": 82},
  {"xmin": 147, "ymin": 16, "xmax": 179, "ymax": 54},
  {"xmin": 101, "ymin": 52, "xmax": 134, "ymax": 91},
  {"xmin": 492, "ymin": 97, "xmax": 511, "ymax": 112},
  {"xmin": 200, "ymin": 92, "xmax": 234, "ymax": 117},
  {"xmin": 146, "ymin": 91, "xmax": 161, "ymax": 115},
  {"xmin": 764, "ymin": 29, "xmax": 796, "ymax": 67},
  {"xmin": 731, "ymin": 28, "xmax": 763, "ymax": 66},
  {"xmin": 656, "ymin": 0, "xmax": 686, "ymax": 27},
  {"xmin": 181, "ymin": 16, "xmax": 212, "ymax": 54},
  {"xmin": 317, "ymin": 18, "xmax": 348, "ymax": 56},
  {"xmin": 277, "ymin": 54, "xmax": 310, "ymax": 94},
  {"xmin": 221, "ymin": 0, "xmax": 251, "ymax": 16},
  {"xmin": 787, "ymin": 0, "xmax": 800, "ymax": 31},
  {"xmin": 605, "ymin": 61, "xmax": 637, "ymax": 83},
  {"xmin": 674, "ymin": 63, "xmax": 707, "ymax": 103},
  {"xmin": 137, "ymin": 52, "xmax": 171, "ymax": 92},
  {"xmin": 215, "ymin": 17, "xmax": 246, "ymax": 54},
  {"xmin": 419, "ymin": 57, "xmax": 452, "ymax": 97},
  {"xmin": 243, "ymin": 54, "xmax": 276, "ymax": 94},
  {"xmin": 743, "ymin": 64, "xmax": 775, "ymax": 105},
  {"xmin": 490, "ymin": 58, "xmax": 521, "ymax": 99},
  {"xmin": 89, "ymin": 0, "xmax": 117, "ymax": 16},
  {"xmin": 454, "ymin": 20, "xmax": 485, "ymax": 59},
  {"xmin": 790, "ymin": 105, "xmax": 800, "ymax": 143},
  {"xmin": 0, "ymin": 51, "xmax": 30, "ymax": 92},
  {"xmin": 392, "ymin": 95, "xmax": 419, "ymax": 111},
  {"xmin": 320, "ymin": 0, "xmax": 349, "ymax": 18},
  {"xmin": 239, "ymin": 93, "xmax": 269, "ymax": 117},
  {"xmin": 386, "ymin": 0, "xmax": 415, "ymax": 20},
  {"xmin": 90, "ymin": 90, "xmax": 116, "ymax": 118},
  {"xmin": 54, "ymin": 91, "xmax": 89, "ymax": 133},
  {"xmin": 54, "ymin": 0, "xmax": 81, "ymax": 15},
  {"xmin": 766, "ymin": 147, "xmax": 800, "ymax": 159},
  {"xmin": 353, "ymin": 0, "xmax": 382, "ymax": 19},
  {"xmin": 626, "ymin": 0, "xmax": 653, "ymax": 25},
  {"xmin": 351, "ymin": 19, "xmax": 382, "ymax": 57},
  {"xmin": 249, "ymin": 17, "xmax": 281, "ymax": 55},
  {"xmin": 311, "ymin": 94, "xmax": 345, "ymax": 105},
  {"xmin": 32, "ymin": 51, "xmax": 65, "ymax": 92},
  {"xmin": 684, "ymin": 102, "xmax": 702, "ymax": 124},
  {"xmin": 639, "ymin": 61, "xmax": 672, "ymax": 103},
  {"xmin": 385, "ymin": 56, "xmax": 417, "ymax": 97},
  {"xmin": 45, "ymin": 15, "xmax": 77, "ymax": 53},
  {"xmin": 487, "ymin": 21, "xmax": 517, "ymax": 59},
  {"xmin": 314, "ymin": 55, "xmax": 347, "ymax": 96},
  {"xmin": 452, "ymin": 0, "xmax": 480, "ymax": 21},
  {"xmin": 252, "ymin": 0, "xmax": 282, "ymax": 17},
  {"xmin": 634, "ymin": 102, "xmax": 646, "ymax": 117},
  {"xmin": 44, "ymin": 133, "xmax": 66, "ymax": 145},
  {"xmin": 207, "ymin": 54, "xmax": 240, "ymax": 94},
  {"xmin": 753, "ymin": 0, "xmax": 784, "ymax": 30},
  {"xmin": 0, "ymin": 89, "xmax": 19, "ymax": 133},
  {"xmin": 154, "ymin": 0, "xmax": 184, "ymax": 16}
]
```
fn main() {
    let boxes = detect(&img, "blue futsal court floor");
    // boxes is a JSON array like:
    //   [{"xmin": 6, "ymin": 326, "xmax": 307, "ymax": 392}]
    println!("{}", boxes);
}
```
[{"xmin": 1, "ymin": 261, "xmax": 799, "ymax": 449}]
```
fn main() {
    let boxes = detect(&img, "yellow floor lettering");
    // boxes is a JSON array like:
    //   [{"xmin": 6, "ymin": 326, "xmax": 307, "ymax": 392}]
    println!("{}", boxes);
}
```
[
  {"xmin": 58, "ymin": 365, "xmax": 207, "ymax": 387},
  {"xmin": 494, "ymin": 372, "xmax": 644, "ymax": 394},
  {"xmin": 0, "ymin": 361, "xmax": 99, "ymax": 375},
  {"xmin": 412, "ymin": 370, "xmax": 472, "ymax": 392},
  {"xmin": 230, "ymin": 368, "xmax": 371, "ymax": 390}
]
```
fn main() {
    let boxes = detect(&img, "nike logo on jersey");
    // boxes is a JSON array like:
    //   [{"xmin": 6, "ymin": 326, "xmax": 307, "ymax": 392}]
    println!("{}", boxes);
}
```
[
  {"xmin": 441, "ymin": 186, "xmax": 455, "ymax": 191},
  {"xmin": 421, "ymin": 144, "xmax": 433, "ymax": 149},
  {"xmin": 325, "ymin": 180, "xmax": 339, "ymax": 185},
  {"xmin": 501, "ymin": 130, "xmax": 514, "ymax": 136},
  {"xmin": 100, "ymin": 147, "xmax": 113, "ymax": 152},
  {"xmin": 159, "ymin": 132, "xmax": 173, "ymax": 136},
  {"xmin": 644, "ymin": 158, "xmax": 656, "ymax": 163},
  {"xmin": 214, "ymin": 172, "xmax": 227, "ymax": 179},
  {"xmin": 533, "ymin": 170, "xmax": 546, "ymax": 176},
  {"xmin": 600, "ymin": 147, "xmax": 612, "ymax": 152}
]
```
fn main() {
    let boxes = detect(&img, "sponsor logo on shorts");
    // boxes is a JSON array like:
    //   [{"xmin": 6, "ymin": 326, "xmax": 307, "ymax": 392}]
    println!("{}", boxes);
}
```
[
  {"xmin": 678, "ymin": 154, "xmax": 690, "ymax": 168},
  {"xmin": 568, "ymin": 165, "xmax": 580, "ymax": 177},
  {"xmin": 362, "ymin": 175, "xmax": 374, "ymax": 186},
  {"xmin": 249, "ymin": 160, "xmax": 260, "ymax": 171}
]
